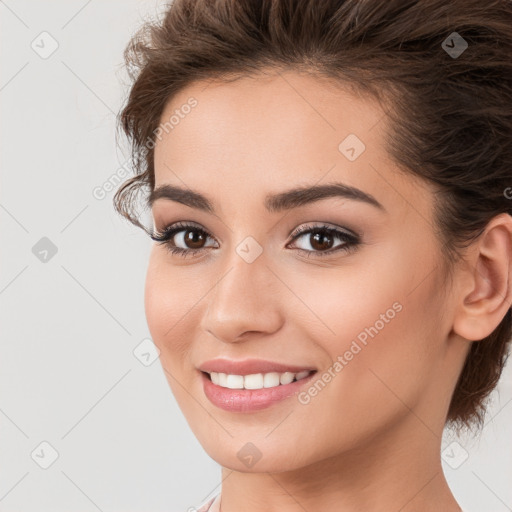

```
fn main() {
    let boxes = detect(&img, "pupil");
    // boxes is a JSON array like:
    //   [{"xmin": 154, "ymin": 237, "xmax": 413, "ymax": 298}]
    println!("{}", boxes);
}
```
[
  {"xmin": 311, "ymin": 231, "xmax": 333, "ymax": 251},
  {"xmin": 186, "ymin": 230, "xmax": 205, "ymax": 249}
]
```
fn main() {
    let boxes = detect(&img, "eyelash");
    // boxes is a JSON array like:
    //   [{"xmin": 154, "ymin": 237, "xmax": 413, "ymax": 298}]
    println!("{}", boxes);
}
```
[{"xmin": 149, "ymin": 221, "xmax": 360, "ymax": 259}]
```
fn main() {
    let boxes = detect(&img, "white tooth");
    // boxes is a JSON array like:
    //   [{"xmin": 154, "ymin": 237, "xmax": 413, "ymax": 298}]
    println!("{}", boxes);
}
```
[
  {"xmin": 263, "ymin": 372, "xmax": 281, "ymax": 388},
  {"xmin": 244, "ymin": 373, "xmax": 264, "ymax": 389},
  {"xmin": 280, "ymin": 372, "xmax": 295, "ymax": 385},
  {"xmin": 295, "ymin": 370, "xmax": 310, "ymax": 381},
  {"xmin": 218, "ymin": 373, "xmax": 228, "ymax": 387},
  {"xmin": 213, "ymin": 371, "xmax": 311, "ymax": 389},
  {"xmin": 226, "ymin": 374, "xmax": 244, "ymax": 389}
]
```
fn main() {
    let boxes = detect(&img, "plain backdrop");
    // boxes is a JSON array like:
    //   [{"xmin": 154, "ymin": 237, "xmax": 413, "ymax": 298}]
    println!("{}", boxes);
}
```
[{"xmin": 0, "ymin": 1, "xmax": 511, "ymax": 511}]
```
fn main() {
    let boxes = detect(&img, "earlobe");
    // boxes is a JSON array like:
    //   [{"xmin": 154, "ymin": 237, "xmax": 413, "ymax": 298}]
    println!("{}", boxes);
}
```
[{"xmin": 452, "ymin": 213, "xmax": 512, "ymax": 342}]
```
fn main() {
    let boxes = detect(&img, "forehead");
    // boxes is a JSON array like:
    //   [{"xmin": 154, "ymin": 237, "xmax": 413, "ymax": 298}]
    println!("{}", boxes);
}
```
[
  {"xmin": 152, "ymin": 70, "xmax": 433, "ymax": 221},
  {"xmin": 155, "ymin": 70, "xmax": 384, "ymax": 166}
]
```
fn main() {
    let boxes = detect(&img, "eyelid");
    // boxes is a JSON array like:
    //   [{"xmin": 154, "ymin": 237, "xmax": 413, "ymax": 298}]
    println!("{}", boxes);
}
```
[
  {"xmin": 151, "ymin": 221, "xmax": 357, "ymax": 242},
  {"xmin": 288, "ymin": 221, "xmax": 360, "ymax": 240},
  {"xmin": 151, "ymin": 220, "xmax": 362, "ymax": 259},
  {"xmin": 151, "ymin": 220, "xmax": 214, "ymax": 241}
]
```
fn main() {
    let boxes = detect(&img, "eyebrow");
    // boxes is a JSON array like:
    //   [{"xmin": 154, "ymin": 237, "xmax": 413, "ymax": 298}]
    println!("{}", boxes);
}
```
[{"xmin": 147, "ymin": 182, "xmax": 385, "ymax": 213}]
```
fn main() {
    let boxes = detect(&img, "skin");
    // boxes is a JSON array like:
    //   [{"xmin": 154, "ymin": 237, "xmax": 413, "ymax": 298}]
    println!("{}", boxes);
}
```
[{"xmin": 145, "ymin": 69, "xmax": 512, "ymax": 512}]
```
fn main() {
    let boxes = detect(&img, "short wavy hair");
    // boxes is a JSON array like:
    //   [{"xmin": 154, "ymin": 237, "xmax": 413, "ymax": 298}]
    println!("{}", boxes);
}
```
[{"xmin": 114, "ymin": 0, "xmax": 512, "ymax": 434}]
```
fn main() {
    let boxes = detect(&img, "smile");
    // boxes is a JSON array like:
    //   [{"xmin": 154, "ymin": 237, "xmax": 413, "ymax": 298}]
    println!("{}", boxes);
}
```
[
  {"xmin": 199, "ymin": 369, "xmax": 318, "ymax": 413},
  {"xmin": 205, "ymin": 370, "xmax": 314, "ymax": 390}
]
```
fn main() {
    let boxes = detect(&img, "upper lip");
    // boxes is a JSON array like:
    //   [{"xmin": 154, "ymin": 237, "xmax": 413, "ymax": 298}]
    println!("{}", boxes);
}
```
[{"xmin": 197, "ymin": 358, "xmax": 317, "ymax": 376}]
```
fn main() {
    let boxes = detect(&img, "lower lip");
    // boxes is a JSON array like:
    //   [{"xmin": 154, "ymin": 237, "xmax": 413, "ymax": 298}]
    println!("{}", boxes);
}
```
[{"xmin": 200, "ymin": 371, "xmax": 317, "ymax": 412}]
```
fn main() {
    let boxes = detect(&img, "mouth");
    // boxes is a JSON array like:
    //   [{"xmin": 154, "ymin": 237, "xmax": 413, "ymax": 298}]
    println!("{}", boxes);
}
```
[
  {"xmin": 199, "ymin": 368, "xmax": 318, "ymax": 412},
  {"xmin": 201, "ymin": 369, "xmax": 316, "ymax": 390}
]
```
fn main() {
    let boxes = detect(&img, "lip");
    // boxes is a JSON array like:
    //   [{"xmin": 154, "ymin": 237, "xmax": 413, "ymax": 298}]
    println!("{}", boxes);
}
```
[
  {"xmin": 198, "ymin": 367, "xmax": 318, "ymax": 413},
  {"xmin": 197, "ymin": 358, "xmax": 316, "ymax": 376}
]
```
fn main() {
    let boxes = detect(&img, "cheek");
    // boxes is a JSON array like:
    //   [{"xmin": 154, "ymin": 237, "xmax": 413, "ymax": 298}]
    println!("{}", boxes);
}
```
[
  {"xmin": 144, "ymin": 253, "xmax": 208, "ymax": 422},
  {"xmin": 144, "ymin": 251, "xmax": 201, "ymax": 367},
  {"xmin": 144, "ymin": 256, "xmax": 170, "ymax": 350},
  {"xmin": 288, "ymin": 239, "xmax": 444, "ymax": 417}
]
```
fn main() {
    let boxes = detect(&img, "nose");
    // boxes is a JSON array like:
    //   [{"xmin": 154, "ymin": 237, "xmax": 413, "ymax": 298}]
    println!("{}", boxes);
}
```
[{"xmin": 200, "ymin": 252, "xmax": 284, "ymax": 344}]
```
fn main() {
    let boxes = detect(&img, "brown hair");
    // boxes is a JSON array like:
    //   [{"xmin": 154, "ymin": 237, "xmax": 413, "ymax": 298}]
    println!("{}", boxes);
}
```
[{"xmin": 114, "ymin": 0, "xmax": 512, "ymax": 434}]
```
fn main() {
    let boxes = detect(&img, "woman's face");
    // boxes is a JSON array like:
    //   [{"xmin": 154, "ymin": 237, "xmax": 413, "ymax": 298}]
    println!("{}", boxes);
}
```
[{"xmin": 146, "ymin": 70, "xmax": 467, "ymax": 472}]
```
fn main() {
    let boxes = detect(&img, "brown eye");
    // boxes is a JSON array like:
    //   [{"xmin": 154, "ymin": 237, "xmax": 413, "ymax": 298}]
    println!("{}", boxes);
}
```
[
  {"xmin": 309, "ymin": 231, "xmax": 335, "ymax": 251},
  {"xmin": 183, "ymin": 229, "xmax": 207, "ymax": 249},
  {"xmin": 150, "ymin": 222, "xmax": 218, "ymax": 257},
  {"xmin": 288, "ymin": 224, "xmax": 360, "ymax": 258}
]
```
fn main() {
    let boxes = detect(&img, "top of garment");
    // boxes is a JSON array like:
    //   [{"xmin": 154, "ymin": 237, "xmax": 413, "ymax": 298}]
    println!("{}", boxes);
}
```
[{"xmin": 194, "ymin": 492, "xmax": 221, "ymax": 512}]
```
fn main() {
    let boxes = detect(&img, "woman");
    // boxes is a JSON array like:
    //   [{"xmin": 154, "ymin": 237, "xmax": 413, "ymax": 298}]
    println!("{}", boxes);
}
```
[{"xmin": 114, "ymin": 1, "xmax": 512, "ymax": 510}]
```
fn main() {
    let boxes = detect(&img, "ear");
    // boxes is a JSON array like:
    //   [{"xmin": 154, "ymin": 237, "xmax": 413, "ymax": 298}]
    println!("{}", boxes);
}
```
[{"xmin": 452, "ymin": 213, "xmax": 512, "ymax": 341}]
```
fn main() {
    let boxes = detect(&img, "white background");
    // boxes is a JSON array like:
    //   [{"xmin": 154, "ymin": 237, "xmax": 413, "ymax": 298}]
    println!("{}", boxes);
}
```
[{"xmin": 1, "ymin": 1, "xmax": 511, "ymax": 511}]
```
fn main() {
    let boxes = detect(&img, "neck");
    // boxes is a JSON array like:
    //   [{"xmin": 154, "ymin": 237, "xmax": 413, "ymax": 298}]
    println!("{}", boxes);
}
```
[{"xmin": 218, "ymin": 414, "xmax": 462, "ymax": 512}]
